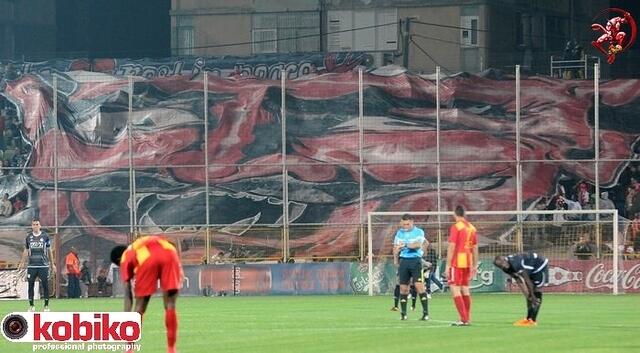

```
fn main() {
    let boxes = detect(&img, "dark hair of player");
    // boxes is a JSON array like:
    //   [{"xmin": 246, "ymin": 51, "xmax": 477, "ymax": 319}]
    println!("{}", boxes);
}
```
[
  {"xmin": 110, "ymin": 245, "xmax": 128, "ymax": 265},
  {"xmin": 401, "ymin": 213, "xmax": 414, "ymax": 221},
  {"xmin": 454, "ymin": 205, "xmax": 465, "ymax": 217},
  {"xmin": 493, "ymin": 255, "xmax": 510, "ymax": 271}
]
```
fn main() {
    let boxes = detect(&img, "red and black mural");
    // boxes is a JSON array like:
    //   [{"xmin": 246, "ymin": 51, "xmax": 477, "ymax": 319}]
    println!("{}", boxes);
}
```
[{"xmin": 0, "ymin": 67, "xmax": 639, "ymax": 264}]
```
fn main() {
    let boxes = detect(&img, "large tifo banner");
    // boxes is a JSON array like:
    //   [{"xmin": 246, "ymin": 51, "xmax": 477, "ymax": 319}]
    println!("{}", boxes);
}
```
[{"xmin": 0, "ymin": 66, "xmax": 639, "ymax": 266}]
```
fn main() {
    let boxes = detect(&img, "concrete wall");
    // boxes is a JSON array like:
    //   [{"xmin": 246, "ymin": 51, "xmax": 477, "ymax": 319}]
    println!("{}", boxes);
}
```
[
  {"xmin": 172, "ymin": 0, "xmax": 319, "ymax": 56},
  {"xmin": 397, "ymin": 5, "xmax": 463, "ymax": 73}
]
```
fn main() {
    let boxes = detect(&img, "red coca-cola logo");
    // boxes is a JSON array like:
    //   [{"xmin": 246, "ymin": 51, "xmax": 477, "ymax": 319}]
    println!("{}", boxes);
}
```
[{"xmin": 585, "ymin": 263, "xmax": 640, "ymax": 290}]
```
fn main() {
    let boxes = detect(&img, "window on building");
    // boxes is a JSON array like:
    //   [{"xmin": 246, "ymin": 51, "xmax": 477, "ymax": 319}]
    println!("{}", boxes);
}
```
[
  {"xmin": 326, "ymin": 8, "xmax": 398, "ymax": 52},
  {"xmin": 252, "ymin": 29, "xmax": 278, "ymax": 54},
  {"xmin": 252, "ymin": 12, "xmax": 320, "ymax": 54},
  {"xmin": 176, "ymin": 17, "xmax": 194, "ymax": 56},
  {"xmin": 460, "ymin": 15, "xmax": 479, "ymax": 46}
]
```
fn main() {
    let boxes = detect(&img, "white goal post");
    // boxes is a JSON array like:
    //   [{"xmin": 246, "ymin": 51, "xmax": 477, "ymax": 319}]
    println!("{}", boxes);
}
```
[{"xmin": 367, "ymin": 209, "xmax": 622, "ymax": 296}]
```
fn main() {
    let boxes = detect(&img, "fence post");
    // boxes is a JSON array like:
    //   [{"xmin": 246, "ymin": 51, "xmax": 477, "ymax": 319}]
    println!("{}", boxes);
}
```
[
  {"xmin": 204, "ymin": 73, "xmax": 211, "ymax": 264},
  {"xmin": 358, "ymin": 67, "xmax": 364, "ymax": 261},
  {"xmin": 516, "ymin": 65, "xmax": 523, "ymax": 252},
  {"xmin": 281, "ymin": 73, "xmax": 289, "ymax": 262}
]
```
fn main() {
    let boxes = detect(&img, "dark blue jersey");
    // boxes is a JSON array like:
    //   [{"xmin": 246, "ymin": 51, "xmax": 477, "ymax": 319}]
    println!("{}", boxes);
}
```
[
  {"xmin": 25, "ymin": 231, "xmax": 51, "ymax": 268},
  {"xmin": 506, "ymin": 252, "xmax": 548, "ymax": 277}
]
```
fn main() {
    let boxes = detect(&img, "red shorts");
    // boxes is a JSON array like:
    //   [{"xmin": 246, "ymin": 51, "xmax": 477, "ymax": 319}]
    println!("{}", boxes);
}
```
[
  {"xmin": 448, "ymin": 267, "xmax": 471, "ymax": 286},
  {"xmin": 133, "ymin": 248, "xmax": 183, "ymax": 297}
]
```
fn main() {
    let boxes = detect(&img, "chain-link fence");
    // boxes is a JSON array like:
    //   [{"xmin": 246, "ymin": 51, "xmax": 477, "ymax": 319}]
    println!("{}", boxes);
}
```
[{"xmin": 0, "ymin": 64, "xmax": 638, "ymax": 282}]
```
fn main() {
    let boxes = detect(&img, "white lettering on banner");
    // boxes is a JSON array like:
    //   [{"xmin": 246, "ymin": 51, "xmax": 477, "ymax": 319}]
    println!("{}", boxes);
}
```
[
  {"xmin": 585, "ymin": 263, "xmax": 640, "ymax": 290},
  {"xmin": 115, "ymin": 62, "xmax": 184, "ymax": 78},
  {"xmin": 234, "ymin": 62, "xmax": 315, "ymax": 80}
]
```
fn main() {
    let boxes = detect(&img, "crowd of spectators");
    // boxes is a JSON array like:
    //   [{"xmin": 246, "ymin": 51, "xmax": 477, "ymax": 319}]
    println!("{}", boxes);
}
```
[
  {"xmin": 0, "ymin": 98, "xmax": 30, "ymax": 218},
  {"xmin": 540, "ymin": 162, "xmax": 640, "ymax": 257}
]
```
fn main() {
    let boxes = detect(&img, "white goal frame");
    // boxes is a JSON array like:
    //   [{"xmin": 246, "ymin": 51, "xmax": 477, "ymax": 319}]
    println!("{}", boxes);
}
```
[{"xmin": 367, "ymin": 209, "xmax": 620, "ymax": 296}]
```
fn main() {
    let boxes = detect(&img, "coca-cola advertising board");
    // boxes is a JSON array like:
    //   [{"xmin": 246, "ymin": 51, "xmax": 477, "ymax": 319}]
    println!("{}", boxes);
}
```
[{"xmin": 508, "ymin": 260, "xmax": 640, "ymax": 293}]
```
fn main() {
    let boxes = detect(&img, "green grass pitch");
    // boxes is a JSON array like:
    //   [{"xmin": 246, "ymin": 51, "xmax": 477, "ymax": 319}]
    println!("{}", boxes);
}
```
[{"xmin": 1, "ymin": 294, "xmax": 638, "ymax": 353}]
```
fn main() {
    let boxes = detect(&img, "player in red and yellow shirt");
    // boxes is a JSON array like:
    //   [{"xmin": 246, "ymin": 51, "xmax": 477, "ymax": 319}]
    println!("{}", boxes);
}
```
[
  {"xmin": 111, "ymin": 235, "xmax": 183, "ymax": 353},
  {"xmin": 444, "ymin": 205, "xmax": 478, "ymax": 326}
]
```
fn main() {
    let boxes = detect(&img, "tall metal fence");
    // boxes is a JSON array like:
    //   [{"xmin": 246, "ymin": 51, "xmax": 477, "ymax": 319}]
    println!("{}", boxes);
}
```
[{"xmin": 0, "ymin": 63, "xmax": 638, "ymax": 280}]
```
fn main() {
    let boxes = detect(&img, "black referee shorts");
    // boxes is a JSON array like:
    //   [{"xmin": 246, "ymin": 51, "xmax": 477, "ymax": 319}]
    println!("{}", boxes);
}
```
[{"xmin": 398, "ymin": 258, "xmax": 423, "ymax": 285}]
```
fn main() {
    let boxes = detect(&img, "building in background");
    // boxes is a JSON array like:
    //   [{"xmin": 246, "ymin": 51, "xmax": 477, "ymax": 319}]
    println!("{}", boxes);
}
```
[
  {"xmin": 172, "ymin": 0, "xmax": 623, "ymax": 75},
  {"xmin": 171, "ymin": 0, "xmax": 321, "ymax": 57},
  {"xmin": 0, "ymin": 0, "xmax": 636, "ymax": 76}
]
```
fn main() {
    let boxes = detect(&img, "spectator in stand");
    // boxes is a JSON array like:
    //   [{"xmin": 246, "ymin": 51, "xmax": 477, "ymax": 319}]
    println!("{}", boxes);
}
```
[
  {"xmin": 549, "ymin": 194, "xmax": 569, "ymax": 224},
  {"xmin": 79, "ymin": 260, "xmax": 92, "ymax": 298},
  {"xmin": 576, "ymin": 182, "xmax": 590, "ymax": 207},
  {"xmin": 65, "ymin": 247, "xmax": 81, "ymax": 298},
  {"xmin": 574, "ymin": 235, "xmax": 593, "ymax": 260},
  {"xmin": 97, "ymin": 266, "xmax": 108, "ymax": 295},
  {"xmin": 599, "ymin": 192, "xmax": 616, "ymax": 219},
  {"xmin": 13, "ymin": 196, "xmax": 25, "ymax": 213},
  {"xmin": 625, "ymin": 186, "xmax": 637, "ymax": 218},
  {"xmin": 211, "ymin": 251, "xmax": 226, "ymax": 264},
  {"xmin": 106, "ymin": 261, "xmax": 118, "ymax": 284},
  {"xmin": 630, "ymin": 213, "xmax": 640, "ymax": 254},
  {"xmin": 564, "ymin": 195, "xmax": 582, "ymax": 221},
  {"xmin": 0, "ymin": 193, "xmax": 12, "ymax": 217}
]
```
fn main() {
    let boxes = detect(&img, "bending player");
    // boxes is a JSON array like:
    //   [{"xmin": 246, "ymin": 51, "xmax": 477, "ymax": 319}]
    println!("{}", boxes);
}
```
[
  {"xmin": 493, "ymin": 252, "xmax": 548, "ymax": 326},
  {"xmin": 111, "ymin": 235, "xmax": 183, "ymax": 353}
]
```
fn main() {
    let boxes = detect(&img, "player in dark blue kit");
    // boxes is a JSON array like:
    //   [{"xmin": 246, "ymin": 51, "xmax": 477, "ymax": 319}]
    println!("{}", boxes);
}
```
[
  {"xmin": 17, "ymin": 218, "xmax": 56, "ymax": 312},
  {"xmin": 493, "ymin": 252, "xmax": 548, "ymax": 326}
]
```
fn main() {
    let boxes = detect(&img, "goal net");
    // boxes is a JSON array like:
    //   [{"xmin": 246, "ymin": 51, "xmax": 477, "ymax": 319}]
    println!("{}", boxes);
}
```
[{"xmin": 366, "ymin": 209, "xmax": 630, "ymax": 296}]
